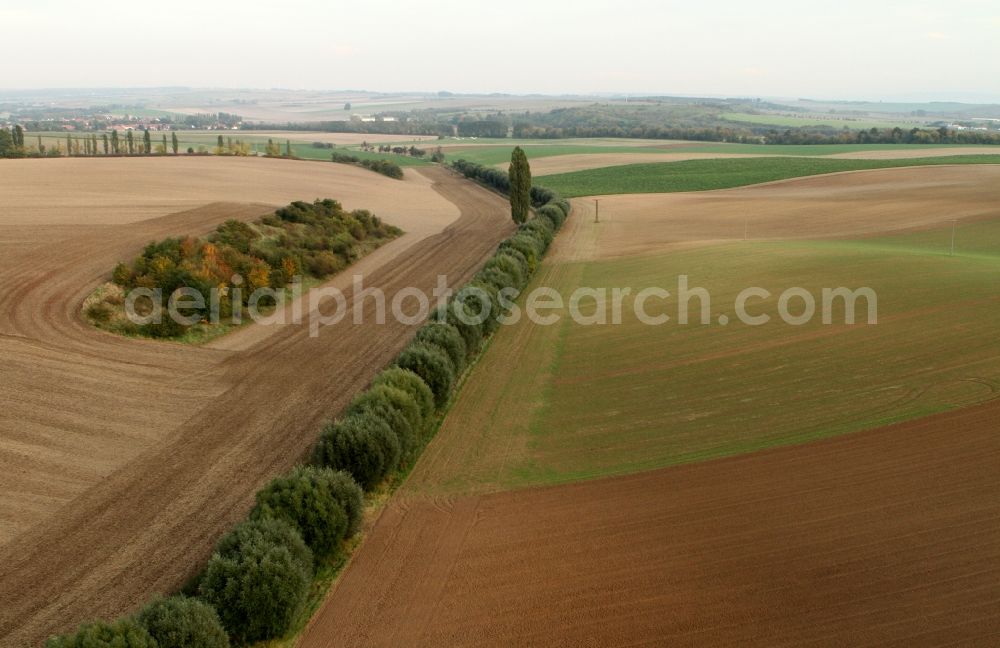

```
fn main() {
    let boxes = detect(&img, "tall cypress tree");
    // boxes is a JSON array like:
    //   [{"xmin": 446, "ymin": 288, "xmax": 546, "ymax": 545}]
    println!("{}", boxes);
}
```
[
  {"xmin": 126, "ymin": 130, "xmax": 134, "ymax": 155},
  {"xmin": 0, "ymin": 128, "xmax": 12, "ymax": 157},
  {"xmin": 143, "ymin": 128, "xmax": 151, "ymax": 155},
  {"xmin": 171, "ymin": 131, "xmax": 179, "ymax": 155},
  {"xmin": 508, "ymin": 146, "xmax": 531, "ymax": 224}
]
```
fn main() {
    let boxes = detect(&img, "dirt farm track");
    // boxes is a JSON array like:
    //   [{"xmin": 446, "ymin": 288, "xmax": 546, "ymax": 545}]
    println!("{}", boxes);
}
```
[{"xmin": 0, "ymin": 160, "xmax": 512, "ymax": 645}]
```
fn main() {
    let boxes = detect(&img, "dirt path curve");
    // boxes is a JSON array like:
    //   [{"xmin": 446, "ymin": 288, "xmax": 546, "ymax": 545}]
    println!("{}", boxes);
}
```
[
  {"xmin": 299, "ymin": 396, "xmax": 1000, "ymax": 648},
  {"xmin": 0, "ymin": 168, "xmax": 512, "ymax": 647}
]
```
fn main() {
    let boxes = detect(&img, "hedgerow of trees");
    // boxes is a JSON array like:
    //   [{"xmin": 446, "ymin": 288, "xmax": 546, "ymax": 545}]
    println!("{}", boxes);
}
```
[
  {"xmin": 54, "ymin": 177, "xmax": 572, "ymax": 647},
  {"xmin": 330, "ymin": 151, "xmax": 404, "ymax": 179}
]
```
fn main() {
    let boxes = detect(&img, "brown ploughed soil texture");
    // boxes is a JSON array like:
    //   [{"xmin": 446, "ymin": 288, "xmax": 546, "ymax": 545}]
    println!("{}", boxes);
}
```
[
  {"xmin": 300, "ymin": 399, "xmax": 1000, "ymax": 647},
  {"xmin": 0, "ymin": 160, "xmax": 512, "ymax": 646}
]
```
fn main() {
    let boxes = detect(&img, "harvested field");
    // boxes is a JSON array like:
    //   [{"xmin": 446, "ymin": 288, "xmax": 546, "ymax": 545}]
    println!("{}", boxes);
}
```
[
  {"xmin": 0, "ymin": 161, "xmax": 512, "ymax": 646},
  {"xmin": 568, "ymin": 165, "xmax": 1000, "ymax": 260},
  {"xmin": 301, "ymin": 399, "xmax": 1000, "ymax": 647},
  {"xmin": 0, "ymin": 157, "xmax": 456, "ymax": 231},
  {"xmin": 829, "ymin": 146, "xmax": 1000, "ymax": 160}
]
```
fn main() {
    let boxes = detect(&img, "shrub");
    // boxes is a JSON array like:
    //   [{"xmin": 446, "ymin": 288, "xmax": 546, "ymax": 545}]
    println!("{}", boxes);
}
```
[
  {"xmin": 251, "ymin": 466, "xmax": 363, "ymax": 561},
  {"xmin": 372, "ymin": 367, "xmax": 435, "ymax": 421},
  {"xmin": 553, "ymin": 198, "xmax": 572, "ymax": 218},
  {"xmin": 520, "ymin": 220, "xmax": 554, "ymax": 251},
  {"xmin": 313, "ymin": 415, "xmax": 400, "ymax": 490},
  {"xmin": 213, "ymin": 517, "xmax": 313, "ymax": 575},
  {"xmin": 346, "ymin": 386, "xmax": 420, "ymax": 460},
  {"xmin": 432, "ymin": 303, "xmax": 484, "ymax": 360},
  {"xmin": 415, "ymin": 321, "xmax": 467, "ymax": 376},
  {"xmin": 355, "ymin": 384, "xmax": 422, "ymax": 435},
  {"xmin": 475, "ymin": 266, "xmax": 516, "ymax": 295},
  {"xmin": 530, "ymin": 185, "xmax": 557, "ymax": 207},
  {"xmin": 536, "ymin": 204, "xmax": 566, "ymax": 230},
  {"xmin": 483, "ymin": 252, "xmax": 525, "ymax": 289},
  {"xmin": 86, "ymin": 301, "xmax": 114, "ymax": 324},
  {"xmin": 46, "ymin": 619, "xmax": 156, "ymax": 648},
  {"xmin": 499, "ymin": 235, "xmax": 540, "ymax": 274},
  {"xmin": 198, "ymin": 519, "xmax": 312, "ymax": 644},
  {"xmin": 461, "ymin": 281, "xmax": 502, "ymax": 335},
  {"xmin": 396, "ymin": 342, "xmax": 455, "ymax": 407},
  {"xmin": 136, "ymin": 596, "xmax": 229, "ymax": 648}
]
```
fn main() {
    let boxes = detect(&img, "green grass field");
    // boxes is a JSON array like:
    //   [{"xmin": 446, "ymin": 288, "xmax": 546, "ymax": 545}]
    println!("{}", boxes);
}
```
[
  {"xmin": 721, "ymin": 111, "xmax": 927, "ymax": 130},
  {"xmin": 412, "ymin": 218, "xmax": 1000, "ymax": 493},
  {"xmin": 444, "ymin": 143, "xmax": 670, "ymax": 166},
  {"xmin": 538, "ymin": 155, "xmax": 1000, "ymax": 197}
]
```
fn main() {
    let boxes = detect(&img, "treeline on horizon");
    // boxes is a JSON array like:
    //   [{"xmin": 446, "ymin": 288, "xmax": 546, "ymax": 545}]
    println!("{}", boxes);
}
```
[{"xmin": 241, "ymin": 102, "xmax": 1000, "ymax": 146}]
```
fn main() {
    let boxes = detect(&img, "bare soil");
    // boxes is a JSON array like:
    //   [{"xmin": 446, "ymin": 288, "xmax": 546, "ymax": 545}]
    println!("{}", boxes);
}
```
[
  {"xmin": 300, "ymin": 398, "xmax": 1000, "ymax": 647},
  {"xmin": 0, "ymin": 156, "xmax": 457, "ymax": 232},
  {"xmin": 565, "ymin": 165, "xmax": 1000, "ymax": 260}
]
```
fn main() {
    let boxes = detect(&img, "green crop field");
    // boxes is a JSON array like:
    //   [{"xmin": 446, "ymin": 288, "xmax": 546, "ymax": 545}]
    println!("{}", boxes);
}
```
[
  {"xmin": 538, "ymin": 155, "xmax": 1000, "ymax": 197},
  {"xmin": 411, "ymin": 218, "xmax": 1000, "ymax": 494},
  {"xmin": 444, "ymin": 143, "xmax": 670, "ymax": 166}
]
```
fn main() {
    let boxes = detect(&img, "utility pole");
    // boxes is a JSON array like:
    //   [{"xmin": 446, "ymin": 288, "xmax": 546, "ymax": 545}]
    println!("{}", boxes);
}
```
[
  {"xmin": 950, "ymin": 219, "xmax": 958, "ymax": 256},
  {"xmin": 594, "ymin": 199, "xmax": 600, "ymax": 223}
]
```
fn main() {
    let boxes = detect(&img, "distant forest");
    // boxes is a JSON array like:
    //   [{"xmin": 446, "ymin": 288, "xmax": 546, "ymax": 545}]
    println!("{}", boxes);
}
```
[{"xmin": 241, "ymin": 100, "xmax": 1000, "ymax": 146}]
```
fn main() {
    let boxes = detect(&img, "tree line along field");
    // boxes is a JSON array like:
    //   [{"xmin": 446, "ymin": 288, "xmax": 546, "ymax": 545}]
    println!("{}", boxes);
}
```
[
  {"xmin": 537, "ymin": 154, "xmax": 1000, "ymax": 197},
  {"xmin": 23, "ymin": 131, "xmax": 437, "ymax": 165}
]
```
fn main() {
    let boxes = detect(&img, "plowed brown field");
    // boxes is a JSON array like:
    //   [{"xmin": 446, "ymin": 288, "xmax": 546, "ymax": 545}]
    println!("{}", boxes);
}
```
[
  {"xmin": 300, "ymin": 398, "xmax": 1000, "ymax": 647},
  {"xmin": 0, "ymin": 160, "xmax": 512, "ymax": 646}
]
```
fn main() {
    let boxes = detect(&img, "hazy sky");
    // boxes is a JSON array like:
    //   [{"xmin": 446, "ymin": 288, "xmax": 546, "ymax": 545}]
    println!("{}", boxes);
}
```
[{"xmin": 2, "ymin": 0, "xmax": 998, "ymax": 100}]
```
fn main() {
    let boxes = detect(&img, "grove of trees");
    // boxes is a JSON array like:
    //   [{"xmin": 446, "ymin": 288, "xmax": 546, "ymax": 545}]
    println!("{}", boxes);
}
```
[{"xmin": 99, "ymin": 200, "xmax": 401, "ymax": 338}]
